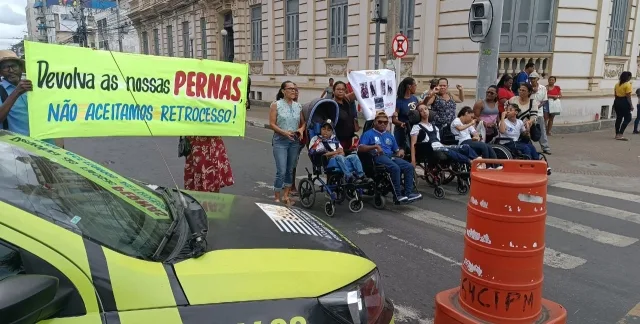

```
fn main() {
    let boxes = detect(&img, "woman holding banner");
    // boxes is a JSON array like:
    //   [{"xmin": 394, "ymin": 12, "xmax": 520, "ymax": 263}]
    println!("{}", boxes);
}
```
[
  {"xmin": 270, "ymin": 81, "xmax": 306, "ymax": 206},
  {"xmin": 184, "ymin": 137, "xmax": 234, "ymax": 193}
]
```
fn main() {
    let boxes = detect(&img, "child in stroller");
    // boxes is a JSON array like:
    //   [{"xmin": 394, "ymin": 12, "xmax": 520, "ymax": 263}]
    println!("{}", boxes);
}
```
[
  {"xmin": 309, "ymin": 120, "xmax": 371, "ymax": 184},
  {"xmin": 298, "ymin": 98, "xmax": 369, "ymax": 217}
]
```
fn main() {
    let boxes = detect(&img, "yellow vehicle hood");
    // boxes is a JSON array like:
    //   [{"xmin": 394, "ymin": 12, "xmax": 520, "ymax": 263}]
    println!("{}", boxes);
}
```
[{"xmin": 173, "ymin": 248, "xmax": 376, "ymax": 305}]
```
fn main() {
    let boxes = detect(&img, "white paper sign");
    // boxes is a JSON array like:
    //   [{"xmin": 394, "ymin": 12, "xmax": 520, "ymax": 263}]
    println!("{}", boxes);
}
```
[{"xmin": 347, "ymin": 69, "xmax": 397, "ymax": 121}]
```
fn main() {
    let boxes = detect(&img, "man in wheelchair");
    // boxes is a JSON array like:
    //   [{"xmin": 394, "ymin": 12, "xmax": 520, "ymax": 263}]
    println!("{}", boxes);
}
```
[
  {"xmin": 308, "ymin": 120, "xmax": 370, "ymax": 184},
  {"xmin": 358, "ymin": 111, "xmax": 422, "ymax": 202}
]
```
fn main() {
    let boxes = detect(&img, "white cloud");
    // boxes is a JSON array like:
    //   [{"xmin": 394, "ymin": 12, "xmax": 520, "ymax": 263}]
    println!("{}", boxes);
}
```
[{"xmin": 0, "ymin": 0, "xmax": 27, "ymax": 50}]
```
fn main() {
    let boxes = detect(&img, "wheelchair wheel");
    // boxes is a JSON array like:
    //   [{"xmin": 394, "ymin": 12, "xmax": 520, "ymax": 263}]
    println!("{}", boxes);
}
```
[
  {"xmin": 344, "ymin": 183, "xmax": 358, "ymax": 200},
  {"xmin": 490, "ymin": 144, "xmax": 513, "ymax": 159},
  {"xmin": 324, "ymin": 202, "xmax": 336, "ymax": 217},
  {"xmin": 373, "ymin": 194, "xmax": 386, "ymax": 210},
  {"xmin": 348, "ymin": 198, "xmax": 364, "ymax": 213},
  {"xmin": 456, "ymin": 181, "xmax": 469, "ymax": 194},
  {"xmin": 434, "ymin": 187, "xmax": 446, "ymax": 199},
  {"xmin": 298, "ymin": 179, "xmax": 315, "ymax": 208}
]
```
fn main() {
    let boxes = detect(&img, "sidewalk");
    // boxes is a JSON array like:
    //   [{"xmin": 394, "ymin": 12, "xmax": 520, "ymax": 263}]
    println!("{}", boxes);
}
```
[{"xmin": 246, "ymin": 106, "xmax": 640, "ymax": 178}]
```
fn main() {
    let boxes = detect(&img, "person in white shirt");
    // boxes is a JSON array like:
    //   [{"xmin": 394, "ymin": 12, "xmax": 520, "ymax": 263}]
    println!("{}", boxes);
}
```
[
  {"xmin": 498, "ymin": 104, "xmax": 540, "ymax": 161},
  {"xmin": 409, "ymin": 105, "xmax": 483, "ymax": 167},
  {"xmin": 528, "ymin": 71, "xmax": 551, "ymax": 154},
  {"xmin": 451, "ymin": 106, "xmax": 497, "ymax": 160},
  {"xmin": 309, "ymin": 120, "xmax": 369, "ymax": 183}
]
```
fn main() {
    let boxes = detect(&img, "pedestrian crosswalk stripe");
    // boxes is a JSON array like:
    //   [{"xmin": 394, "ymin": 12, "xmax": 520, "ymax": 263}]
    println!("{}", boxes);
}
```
[
  {"xmin": 547, "ymin": 195, "xmax": 640, "ymax": 224},
  {"xmin": 545, "ymin": 216, "xmax": 637, "ymax": 247},
  {"xmin": 395, "ymin": 205, "xmax": 587, "ymax": 269},
  {"xmin": 551, "ymin": 182, "xmax": 640, "ymax": 204},
  {"xmin": 443, "ymin": 192, "xmax": 638, "ymax": 247}
]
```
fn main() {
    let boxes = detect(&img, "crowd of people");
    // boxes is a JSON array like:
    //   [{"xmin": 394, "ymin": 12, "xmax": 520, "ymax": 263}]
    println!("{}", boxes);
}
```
[{"xmin": 2, "ymin": 46, "xmax": 638, "ymax": 201}]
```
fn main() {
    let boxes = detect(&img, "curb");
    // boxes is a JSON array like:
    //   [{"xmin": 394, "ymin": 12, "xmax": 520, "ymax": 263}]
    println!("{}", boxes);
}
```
[{"xmin": 246, "ymin": 118, "xmax": 272, "ymax": 130}]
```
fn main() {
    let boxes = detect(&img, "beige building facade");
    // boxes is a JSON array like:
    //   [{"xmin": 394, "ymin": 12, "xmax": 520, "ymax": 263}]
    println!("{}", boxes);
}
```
[{"xmin": 129, "ymin": 0, "xmax": 640, "ymax": 125}]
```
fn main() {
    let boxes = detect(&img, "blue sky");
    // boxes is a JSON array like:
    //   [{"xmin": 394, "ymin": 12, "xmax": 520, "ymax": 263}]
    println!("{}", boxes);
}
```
[{"xmin": 1, "ymin": 0, "xmax": 27, "ymax": 50}]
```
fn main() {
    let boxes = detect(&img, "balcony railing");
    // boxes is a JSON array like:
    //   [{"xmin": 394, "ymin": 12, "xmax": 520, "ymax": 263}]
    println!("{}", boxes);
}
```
[{"xmin": 498, "ymin": 53, "xmax": 553, "ymax": 78}]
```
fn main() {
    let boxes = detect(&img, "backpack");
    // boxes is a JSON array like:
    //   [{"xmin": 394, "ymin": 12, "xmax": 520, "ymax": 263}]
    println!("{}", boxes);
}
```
[{"xmin": 0, "ymin": 86, "xmax": 8, "ymax": 130}]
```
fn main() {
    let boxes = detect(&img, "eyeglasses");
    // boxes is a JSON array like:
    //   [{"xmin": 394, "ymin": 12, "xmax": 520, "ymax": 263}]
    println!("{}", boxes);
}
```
[
  {"xmin": 377, "ymin": 120, "xmax": 389, "ymax": 125},
  {"xmin": 486, "ymin": 91, "xmax": 496, "ymax": 95},
  {"xmin": 0, "ymin": 63, "xmax": 20, "ymax": 72},
  {"xmin": 285, "ymin": 87, "xmax": 299, "ymax": 92}
]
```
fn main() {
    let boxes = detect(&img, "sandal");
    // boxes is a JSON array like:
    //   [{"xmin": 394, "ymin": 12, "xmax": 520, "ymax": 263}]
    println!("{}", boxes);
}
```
[
  {"xmin": 282, "ymin": 197, "xmax": 295, "ymax": 207},
  {"xmin": 616, "ymin": 137, "xmax": 629, "ymax": 141}
]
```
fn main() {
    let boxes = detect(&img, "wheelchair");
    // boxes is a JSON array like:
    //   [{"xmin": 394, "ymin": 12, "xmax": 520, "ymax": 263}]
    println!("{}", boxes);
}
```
[
  {"xmin": 411, "ymin": 142, "xmax": 471, "ymax": 199},
  {"xmin": 357, "ymin": 152, "xmax": 419, "ymax": 209},
  {"xmin": 298, "ymin": 152, "xmax": 366, "ymax": 217},
  {"xmin": 488, "ymin": 136, "xmax": 552, "ymax": 175}
]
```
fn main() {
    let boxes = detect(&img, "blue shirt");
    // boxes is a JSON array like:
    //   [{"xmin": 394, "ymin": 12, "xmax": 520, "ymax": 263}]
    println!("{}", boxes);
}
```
[
  {"xmin": 359, "ymin": 128, "xmax": 399, "ymax": 156},
  {"xmin": 1, "ymin": 79, "xmax": 54, "ymax": 144},
  {"xmin": 395, "ymin": 96, "xmax": 420, "ymax": 123},
  {"xmin": 514, "ymin": 71, "xmax": 529, "ymax": 89}
]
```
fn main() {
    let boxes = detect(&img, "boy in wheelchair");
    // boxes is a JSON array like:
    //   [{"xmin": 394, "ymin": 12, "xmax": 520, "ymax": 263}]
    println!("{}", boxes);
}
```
[{"xmin": 308, "ymin": 120, "xmax": 370, "ymax": 184}]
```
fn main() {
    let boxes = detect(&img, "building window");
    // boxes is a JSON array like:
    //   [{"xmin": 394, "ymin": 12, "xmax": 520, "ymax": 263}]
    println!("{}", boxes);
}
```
[
  {"xmin": 607, "ymin": 0, "xmax": 629, "ymax": 56},
  {"xmin": 399, "ymin": 0, "xmax": 415, "ymax": 53},
  {"xmin": 500, "ymin": 0, "xmax": 556, "ymax": 52},
  {"xmin": 328, "ymin": 0, "xmax": 348, "ymax": 58},
  {"xmin": 153, "ymin": 28, "xmax": 160, "ymax": 55},
  {"xmin": 142, "ymin": 31, "xmax": 149, "ymax": 54},
  {"xmin": 99, "ymin": 40, "xmax": 109, "ymax": 50},
  {"xmin": 167, "ymin": 25, "xmax": 174, "ymax": 57},
  {"xmin": 285, "ymin": 0, "xmax": 299, "ymax": 60},
  {"xmin": 200, "ymin": 17, "xmax": 207, "ymax": 58},
  {"xmin": 182, "ymin": 21, "xmax": 190, "ymax": 57},
  {"xmin": 251, "ymin": 5, "xmax": 262, "ymax": 61}
]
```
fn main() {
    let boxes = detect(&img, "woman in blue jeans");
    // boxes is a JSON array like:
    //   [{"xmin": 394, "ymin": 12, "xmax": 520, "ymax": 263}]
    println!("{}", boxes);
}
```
[
  {"xmin": 451, "ymin": 106, "xmax": 498, "ymax": 165},
  {"xmin": 269, "ymin": 81, "xmax": 305, "ymax": 206}
]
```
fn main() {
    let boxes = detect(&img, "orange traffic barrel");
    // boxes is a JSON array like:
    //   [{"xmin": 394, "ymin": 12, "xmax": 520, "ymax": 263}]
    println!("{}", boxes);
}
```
[{"xmin": 434, "ymin": 159, "xmax": 566, "ymax": 324}]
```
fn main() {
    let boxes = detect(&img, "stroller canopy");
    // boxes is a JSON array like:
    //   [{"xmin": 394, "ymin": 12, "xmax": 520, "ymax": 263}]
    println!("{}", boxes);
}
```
[{"xmin": 303, "ymin": 98, "xmax": 340, "ymax": 129}]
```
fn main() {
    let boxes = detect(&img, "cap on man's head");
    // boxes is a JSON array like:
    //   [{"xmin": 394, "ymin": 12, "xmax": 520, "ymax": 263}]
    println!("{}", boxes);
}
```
[
  {"xmin": 374, "ymin": 111, "xmax": 388, "ymax": 120},
  {"xmin": 0, "ymin": 50, "xmax": 23, "ymax": 67},
  {"xmin": 528, "ymin": 71, "xmax": 541, "ymax": 79},
  {"xmin": 321, "ymin": 119, "xmax": 333, "ymax": 129}
]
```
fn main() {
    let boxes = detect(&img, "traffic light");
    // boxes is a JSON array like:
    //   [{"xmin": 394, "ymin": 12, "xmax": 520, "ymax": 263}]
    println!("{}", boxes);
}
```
[{"xmin": 468, "ymin": 0, "xmax": 493, "ymax": 43}]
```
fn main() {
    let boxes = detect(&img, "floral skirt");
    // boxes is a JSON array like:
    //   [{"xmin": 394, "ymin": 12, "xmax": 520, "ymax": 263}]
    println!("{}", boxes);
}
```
[{"xmin": 184, "ymin": 136, "xmax": 234, "ymax": 192}]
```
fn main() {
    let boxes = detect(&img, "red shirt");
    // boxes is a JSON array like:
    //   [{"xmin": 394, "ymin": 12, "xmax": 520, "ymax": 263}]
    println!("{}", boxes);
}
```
[
  {"xmin": 547, "ymin": 85, "xmax": 561, "ymax": 98},
  {"xmin": 497, "ymin": 87, "xmax": 515, "ymax": 113}
]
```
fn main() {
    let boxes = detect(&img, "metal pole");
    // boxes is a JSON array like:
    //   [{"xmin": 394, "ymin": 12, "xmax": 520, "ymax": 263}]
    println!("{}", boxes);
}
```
[
  {"xmin": 80, "ymin": 6, "xmax": 88, "ymax": 47},
  {"xmin": 374, "ymin": 19, "xmax": 381, "ymax": 69},
  {"xmin": 475, "ymin": 0, "xmax": 504, "ymax": 101},
  {"xmin": 116, "ymin": 0, "xmax": 123, "ymax": 51}
]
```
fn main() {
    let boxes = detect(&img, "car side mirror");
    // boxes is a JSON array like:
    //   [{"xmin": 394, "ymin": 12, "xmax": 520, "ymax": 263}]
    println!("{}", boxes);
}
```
[{"xmin": 0, "ymin": 275, "xmax": 59, "ymax": 324}]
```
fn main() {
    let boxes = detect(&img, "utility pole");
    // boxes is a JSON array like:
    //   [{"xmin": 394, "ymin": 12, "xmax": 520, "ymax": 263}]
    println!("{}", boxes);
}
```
[
  {"xmin": 116, "ymin": 0, "xmax": 123, "ymax": 51},
  {"xmin": 373, "ymin": 0, "xmax": 387, "ymax": 69},
  {"xmin": 384, "ymin": 0, "xmax": 399, "ymax": 62},
  {"xmin": 471, "ymin": 0, "xmax": 504, "ymax": 101}
]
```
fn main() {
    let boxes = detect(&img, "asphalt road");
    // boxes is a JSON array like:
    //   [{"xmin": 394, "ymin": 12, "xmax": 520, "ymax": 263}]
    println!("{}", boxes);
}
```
[{"xmin": 66, "ymin": 126, "xmax": 640, "ymax": 324}]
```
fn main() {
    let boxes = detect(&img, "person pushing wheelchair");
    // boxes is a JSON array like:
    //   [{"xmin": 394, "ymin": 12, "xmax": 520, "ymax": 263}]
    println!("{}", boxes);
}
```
[{"xmin": 358, "ymin": 111, "xmax": 422, "ymax": 203}]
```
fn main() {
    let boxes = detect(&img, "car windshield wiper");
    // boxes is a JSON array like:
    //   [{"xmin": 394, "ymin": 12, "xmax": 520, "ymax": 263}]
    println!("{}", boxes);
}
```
[
  {"xmin": 151, "ymin": 187, "xmax": 182, "ymax": 260},
  {"xmin": 152, "ymin": 187, "xmax": 207, "ymax": 260}
]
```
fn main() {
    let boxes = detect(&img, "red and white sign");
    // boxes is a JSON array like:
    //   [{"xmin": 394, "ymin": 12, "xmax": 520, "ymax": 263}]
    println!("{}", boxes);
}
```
[{"xmin": 392, "ymin": 33, "xmax": 409, "ymax": 59}]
